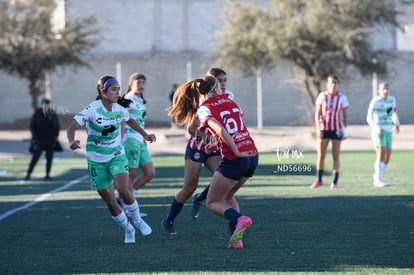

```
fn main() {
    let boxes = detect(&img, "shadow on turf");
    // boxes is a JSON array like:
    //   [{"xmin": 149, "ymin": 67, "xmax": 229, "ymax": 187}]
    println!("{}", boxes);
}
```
[
  {"xmin": 2, "ymin": 164, "xmax": 412, "ymax": 273},
  {"xmin": 1, "ymin": 192, "xmax": 413, "ymax": 273}
]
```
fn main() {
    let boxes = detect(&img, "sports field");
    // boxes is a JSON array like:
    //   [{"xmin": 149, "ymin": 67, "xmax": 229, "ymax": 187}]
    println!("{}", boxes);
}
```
[{"xmin": 0, "ymin": 151, "xmax": 413, "ymax": 274}]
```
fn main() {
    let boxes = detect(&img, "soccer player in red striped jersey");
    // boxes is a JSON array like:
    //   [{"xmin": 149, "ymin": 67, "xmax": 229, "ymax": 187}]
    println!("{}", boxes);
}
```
[
  {"xmin": 168, "ymin": 75, "xmax": 258, "ymax": 249},
  {"xmin": 311, "ymin": 75, "xmax": 349, "ymax": 189},
  {"xmin": 161, "ymin": 68, "xmax": 234, "ymax": 237}
]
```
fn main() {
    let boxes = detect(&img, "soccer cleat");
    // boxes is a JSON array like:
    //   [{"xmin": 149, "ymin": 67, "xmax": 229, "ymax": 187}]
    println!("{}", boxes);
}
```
[
  {"xmin": 133, "ymin": 218, "xmax": 152, "ymax": 236},
  {"xmin": 161, "ymin": 217, "xmax": 177, "ymax": 236},
  {"xmin": 44, "ymin": 176, "xmax": 52, "ymax": 181},
  {"xmin": 191, "ymin": 194, "xmax": 201, "ymax": 220},
  {"xmin": 373, "ymin": 180, "xmax": 390, "ymax": 187},
  {"xmin": 311, "ymin": 181, "xmax": 322, "ymax": 189},
  {"xmin": 124, "ymin": 226, "xmax": 136, "ymax": 244},
  {"xmin": 139, "ymin": 211, "xmax": 148, "ymax": 218},
  {"xmin": 24, "ymin": 175, "xmax": 30, "ymax": 181},
  {"xmin": 229, "ymin": 216, "xmax": 252, "ymax": 245},
  {"xmin": 330, "ymin": 182, "xmax": 338, "ymax": 189},
  {"xmin": 373, "ymin": 174, "xmax": 390, "ymax": 187},
  {"xmin": 228, "ymin": 240, "xmax": 243, "ymax": 249}
]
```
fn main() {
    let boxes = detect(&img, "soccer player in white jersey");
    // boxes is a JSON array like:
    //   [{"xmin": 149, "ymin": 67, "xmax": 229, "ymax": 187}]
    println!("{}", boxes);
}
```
[
  {"xmin": 311, "ymin": 75, "xmax": 349, "ymax": 189},
  {"xmin": 367, "ymin": 82, "xmax": 400, "ymax": 187},
  {"xmin": 67, "ymin": 75, "xmax": 156, "ymax": 244},
  {"xmin": 119, "ymin": 73, "xmax": 155, "ymax": 217}
]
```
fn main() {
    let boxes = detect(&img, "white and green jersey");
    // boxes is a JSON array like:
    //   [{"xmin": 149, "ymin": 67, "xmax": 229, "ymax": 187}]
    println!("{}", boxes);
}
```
[
  {"xmin": 367, "ymin": 95, "xmax": 400, "ymax": 133},
  {"xmin": 124, "ymin": 93, "xmax": 146, "ymax": 143},
  {"xmin": 73, "ymin": 100, "xmax": 130, "ymax": 163}
]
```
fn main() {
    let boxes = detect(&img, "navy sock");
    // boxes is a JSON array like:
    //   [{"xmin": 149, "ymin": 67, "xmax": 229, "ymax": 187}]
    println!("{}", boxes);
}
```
[
  {"xmin": 316, "ymin": 169, "xmax": 323, "ymax": 182},
  {"xmin": 166, "ymin": 198, "xmax": 183, "ymax": 222},
  {"xmin": 332, "ymin": 172, "xmax": 339, "ymax": 184},
  {"xmin": 197, "ymin": 184, "xmax": 210, "ymax": 201},
  {"xmin": 224, "ymin": 208, "xmax": 241, "ymax": 235}
]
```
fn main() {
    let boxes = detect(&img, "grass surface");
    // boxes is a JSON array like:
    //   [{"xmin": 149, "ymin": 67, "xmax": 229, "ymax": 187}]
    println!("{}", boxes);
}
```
[{"xmin": 0, "ymin": 151, "xmax": 413, "ymax": 274}]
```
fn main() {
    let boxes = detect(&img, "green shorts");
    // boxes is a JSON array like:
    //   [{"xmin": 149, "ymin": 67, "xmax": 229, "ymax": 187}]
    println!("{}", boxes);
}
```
[
  {"xmin": 371, "ymin": 130, "xmax": 393, "ymax": 149},
  {"xmin": 124, "ymin": 138, "xmax": 153, "ymax": 169},
  {"xmin": 87, "ymin": 155, "xmax": 129, "ymax": 190}
]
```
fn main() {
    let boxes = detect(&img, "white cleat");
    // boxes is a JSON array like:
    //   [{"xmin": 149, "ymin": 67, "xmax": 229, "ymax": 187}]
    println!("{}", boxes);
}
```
[
  {"xmin": 373, "ymin": 180, "xmax": 390, "ymax": 187},
  {"xmin": 134, "ymin": 218, "xmax": 152, "ymax": 236},
  {"xmin": 124, "ymin": 226, "xmax": 136, "ymax": 244}
]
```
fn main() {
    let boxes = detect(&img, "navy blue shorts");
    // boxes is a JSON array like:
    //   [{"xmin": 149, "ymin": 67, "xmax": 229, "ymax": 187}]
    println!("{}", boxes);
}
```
[
  {"xmin": 185, "ymin": 145, "xmax": 220, "ymax": 163},
  {"xmin": 320, "ymin": 130, "xmax": 343, "ymax": 140},
  {"xmin": 217, "ymin": 154, "xmax": 259, "ymax": 181}
]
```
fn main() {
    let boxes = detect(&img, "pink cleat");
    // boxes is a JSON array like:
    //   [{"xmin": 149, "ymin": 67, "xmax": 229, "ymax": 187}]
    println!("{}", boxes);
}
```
[
  {"xmin": 229, "ymin": 216, "xmax": 252, "ymax": 245},
  {"xmin": 228, "ymin": 240, "xmax": 243, "ymax": 249},
  {"xmin": 311, "ymin": 181, "xmax": 322, "ymax": 189},
  {"xmin": 330, "ymin": 182, "xmax": 338, "ymax": 189}
]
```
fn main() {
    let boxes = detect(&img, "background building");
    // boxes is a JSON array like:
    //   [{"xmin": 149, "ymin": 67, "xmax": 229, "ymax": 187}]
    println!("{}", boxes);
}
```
[{"xmin": 1, "ymin": 0, "xmax": 413, "ymax": 127}]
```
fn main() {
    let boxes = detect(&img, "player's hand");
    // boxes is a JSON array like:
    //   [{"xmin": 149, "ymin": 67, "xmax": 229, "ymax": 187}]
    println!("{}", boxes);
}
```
[
  {"xmin": 342, "ymin": 127, "xmax": 347, "ymax": 140},
  {"xmin": 378, "ymin": 128, "xmax": 383, "ymax": 136},
  {"xmin": 205, "ymin": 143, "xmax": 218, "ymax": 154},
  {"xmin": 69, "ymin": 140, "xmax": 81, "ymax": 150},
  {"xmin": 145, "ymin": 134, "xmax": 156, "ymax": 143}
]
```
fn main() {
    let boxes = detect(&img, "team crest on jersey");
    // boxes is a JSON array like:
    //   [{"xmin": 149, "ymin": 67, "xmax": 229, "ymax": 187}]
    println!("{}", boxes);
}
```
[{"xmin": 193, "ymin": 152, "xmax": 200, "ymax": 160}]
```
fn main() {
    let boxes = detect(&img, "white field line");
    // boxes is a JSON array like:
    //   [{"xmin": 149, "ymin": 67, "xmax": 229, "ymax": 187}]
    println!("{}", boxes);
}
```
[{"xmin": 0, "ymin": 174, "xmax": 89, "ymax": 221}]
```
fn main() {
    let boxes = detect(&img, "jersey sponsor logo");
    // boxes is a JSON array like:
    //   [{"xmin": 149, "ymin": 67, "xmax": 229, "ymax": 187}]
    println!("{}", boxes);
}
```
[
  {"xmin": 94, "ymin": 140, "xmax": 116, "ymax": 146},
  {"xmin": 233, "ymin": 132, "xmax": 249, "ymax": 141},
  {"xmin": 96, "ymin": 116, "xmax": 123, "ymax": 125},
  {"xmin": 102, "ymin": 125, "xmax": 116, "ymax": 136}
]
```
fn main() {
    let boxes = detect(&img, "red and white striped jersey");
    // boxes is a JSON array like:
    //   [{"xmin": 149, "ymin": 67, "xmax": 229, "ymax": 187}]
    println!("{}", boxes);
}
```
[
  {"xmin": 186, "ymin": 123, "xmax": 217, "ymax": 152},
  {"xmin": 316, "ymin": 91, "xmax": 349, "ymax": 131},
  {"xmin": 197, "ymin": 95, "xmax": 257, "ymax": 160}
]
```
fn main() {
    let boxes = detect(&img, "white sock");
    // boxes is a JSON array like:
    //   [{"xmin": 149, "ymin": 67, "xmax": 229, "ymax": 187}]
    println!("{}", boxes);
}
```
[
  {"xmin": 374, "ymin": 161, "xmax": 380, "ymax": 173},
  {"xmin": 374, "ymin": 161, "xmax": 380, "ymax": 180},
  {"xmin": 113, "ymin": 211, "xmax": 130, "ymax": 230},
  {"xmin": 124, "ymin": 200, "xmax": 141, "ymax": 223},
  {"xmin": 379, "ymin": 162, "xmax": 385, "ymax": 181}
]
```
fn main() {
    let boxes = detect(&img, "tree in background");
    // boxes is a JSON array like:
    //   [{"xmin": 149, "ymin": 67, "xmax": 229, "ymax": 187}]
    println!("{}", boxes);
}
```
[
  {"xmin": 216, "ymin": 0, "xmax": 402, "ymax": 106},
  {"xmin": 0, "ymin": 0, "xmax": 98, "ymax": 111},
  {"xmin": 213, "ymin": 3, "xmax": 278, "ymax": 128}
]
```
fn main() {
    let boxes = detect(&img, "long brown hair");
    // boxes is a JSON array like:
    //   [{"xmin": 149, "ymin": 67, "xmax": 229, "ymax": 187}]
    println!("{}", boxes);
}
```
[
  {"xmin": 168, "ymin": 75, "xmax": 217, "ymax": 126},
  {"xmin": 124, "ymin": 73, "xmax": 147, "ymax": 104}
]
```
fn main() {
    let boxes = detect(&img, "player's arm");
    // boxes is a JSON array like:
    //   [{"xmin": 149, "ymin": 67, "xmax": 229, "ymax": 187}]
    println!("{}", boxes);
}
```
[
  {"xmin": 392, "ymin": 99, "xmax": 400, "ymax": 134},
  {"xmin": 126, "ymin": 118, "xmax": 156, "ymax": 143},
  {"xmin": 67, "ymin": 120, "xmax": 82, "ymax": 150},
  {"xmin": 314, "ymin": 104, "xmax": 322, "ymax": 138},
  {"xmin": 187, "ymin": 116, "xmax": 200, "ymax": 136},
  {"xmin": 120, "ymin": 121, "xmax": 126, "ymax": 140},
  {"xmin": 342, "ymin": 107, "xmax": 348, "ymax": 139},
  {"xmin": 366, "ymin": 100, "xmax": 381, "ymax": 134}
]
